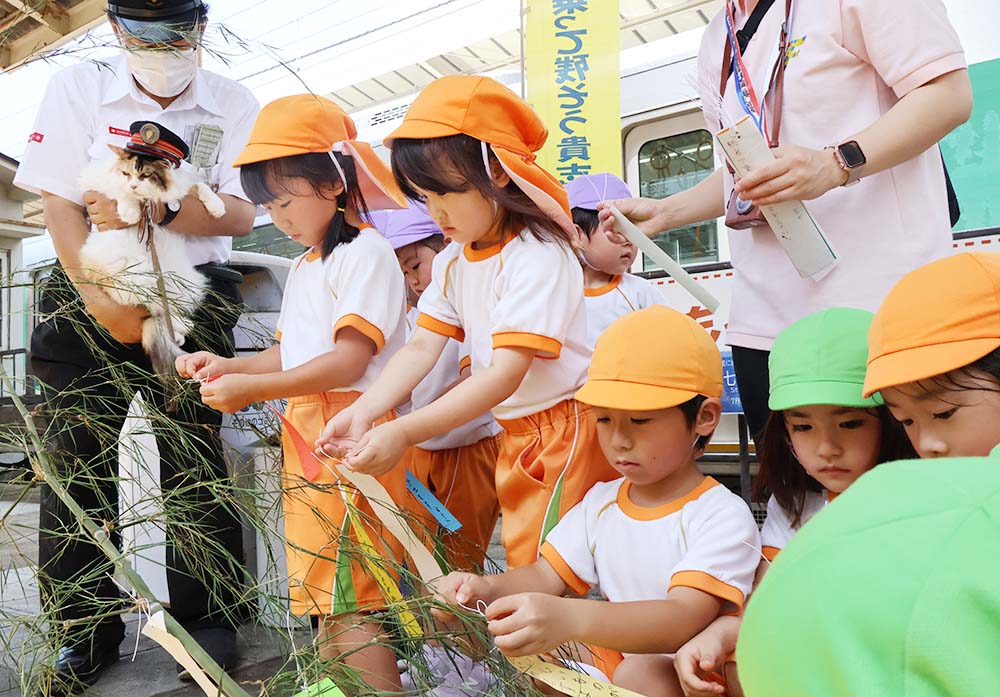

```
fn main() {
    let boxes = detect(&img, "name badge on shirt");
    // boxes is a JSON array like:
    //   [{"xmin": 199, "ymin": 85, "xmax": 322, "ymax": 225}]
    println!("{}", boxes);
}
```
[{"xmin": 185, "ymin": 123, "xmax": 224, "ymax": 190}]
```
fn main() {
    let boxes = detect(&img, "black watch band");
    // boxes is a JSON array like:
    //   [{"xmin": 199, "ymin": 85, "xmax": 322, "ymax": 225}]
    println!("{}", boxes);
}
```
[{"xmin": 160, "ymin": 201, "xmax": 181, "ymax": 227}]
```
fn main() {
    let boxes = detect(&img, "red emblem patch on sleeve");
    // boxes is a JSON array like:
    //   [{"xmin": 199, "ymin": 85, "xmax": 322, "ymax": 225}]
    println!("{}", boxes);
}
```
[
  {"xmin": 28, "ymin": 132, "xmax": 43, "ymax": 143},
  {"xmin": 109, "ymin": 126, "xmax": 131, "ymax": 137}
]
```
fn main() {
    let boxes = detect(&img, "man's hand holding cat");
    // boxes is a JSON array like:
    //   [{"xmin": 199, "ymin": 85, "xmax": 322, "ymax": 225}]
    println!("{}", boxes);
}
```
[
  {"xmin": 176, "ymin": 351, "xmax": 234, "ymax": 381},
  {"xmin": 86, "ymin": 293, "xmax": 148, "ymax": 344},
  {"xmin": 83, "ymin": 190, "xmax": 164, "ymax": 231},
  {"xmin": 199, "ymin": 374, "xmax": 255, "ymax": 414}
]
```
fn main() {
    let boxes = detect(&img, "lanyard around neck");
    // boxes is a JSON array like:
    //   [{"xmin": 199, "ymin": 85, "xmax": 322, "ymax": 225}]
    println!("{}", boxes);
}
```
[{"xmin": 719, "ymin": 0, "xmax": 791, "ymax": 148}]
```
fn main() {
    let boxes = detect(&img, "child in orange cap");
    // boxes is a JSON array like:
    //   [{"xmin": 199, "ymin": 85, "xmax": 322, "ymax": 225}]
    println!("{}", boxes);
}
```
[
  {"xmin": 864, "ymin": 252, "xmax": 1000, "ymax": 458},
  {"xmin": 371, "ymin": 202, "xmax": 502, "ymax": 571},
  {"xmin": 176, "ymin": 95, "xmax": 410, "ymax": 692},
  {"xmin": 431, "ymin": 306, "xmax": 761, "ymax": 696},
  {"xmin": 317, "ymin": 75, "xmax": 618, "ymax": 570}
]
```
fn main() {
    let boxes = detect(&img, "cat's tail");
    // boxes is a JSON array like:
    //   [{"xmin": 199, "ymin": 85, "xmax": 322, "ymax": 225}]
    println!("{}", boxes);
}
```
[{"xmin": 142, "ymin": 315, "xmax": 184, "ymax": 381}]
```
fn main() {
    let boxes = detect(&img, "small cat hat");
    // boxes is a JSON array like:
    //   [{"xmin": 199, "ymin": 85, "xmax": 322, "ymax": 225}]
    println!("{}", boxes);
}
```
[
  {"xmin": 384, "ymin": 75, "xmax": 574, "ymax": 236},
  {"xmin": 126, "ymin": 121, "xmax": 189, "ymax": 168},
  {"xmin": 233, "ymin": 95, "xmax": 407, "ymax": 210}
]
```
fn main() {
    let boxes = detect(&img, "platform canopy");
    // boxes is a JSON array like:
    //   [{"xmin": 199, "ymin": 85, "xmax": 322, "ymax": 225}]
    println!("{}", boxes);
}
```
[{"xmin": 0, "ymin": 0, "xmax": 106, "ymax": 70}]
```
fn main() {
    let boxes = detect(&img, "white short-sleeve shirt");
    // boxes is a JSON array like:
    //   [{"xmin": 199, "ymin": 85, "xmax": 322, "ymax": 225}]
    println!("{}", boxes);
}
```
[
  {"xmin": 14, "ymin": 56, "xmax": 259, "ymax": 265},
  {"xmin": 400, "ymin": 307, "xmax": 502, "ymax": 450},
  {"xmin": 276, "ymin": 228, "xmax": 407, "ymax": 393},
  {"xmin": 584, "ymin": 274, "xmax": 667, "ymax": 351},
  {"xmin": 541, "ymin": 477, "xmax": 761, "ymax": 614},
  {"xmin": 416, "ymin": 233, "xmax": 591, "ymax": 421},
  {"xmin": 697, "ymin": 0, "xmax": 966, "ymax": 349},
  {"xmin": 760, "ymin": 491, "xmax": 830, "ymax": 561}
]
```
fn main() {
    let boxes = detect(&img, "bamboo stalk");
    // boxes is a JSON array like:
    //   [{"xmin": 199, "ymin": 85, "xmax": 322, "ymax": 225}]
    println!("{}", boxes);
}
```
[{"xmin": 0, "ymin": 367, "xmax": 252, "ymax": 697}]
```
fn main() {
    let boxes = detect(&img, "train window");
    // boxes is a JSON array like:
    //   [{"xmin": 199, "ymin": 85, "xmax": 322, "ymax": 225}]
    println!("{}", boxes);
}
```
[{"xmin": 637, "ymin": 129, "xmax": 718, "ymax": 269}]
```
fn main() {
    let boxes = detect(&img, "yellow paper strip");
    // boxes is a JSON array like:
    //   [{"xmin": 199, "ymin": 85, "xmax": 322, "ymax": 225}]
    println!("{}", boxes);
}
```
[
  {"xmin": 343, "ymin": 499, "xmax": 423, "ymax": 638},
  {"xmin": 507, "ymin": 655, "xmax": 647, "ymax": 697}
]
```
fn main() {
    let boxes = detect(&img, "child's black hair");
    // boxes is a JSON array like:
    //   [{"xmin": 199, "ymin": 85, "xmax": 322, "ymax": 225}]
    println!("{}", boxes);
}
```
[
  {"xmin": 678, "ymin": 395, "xmax": 712, "ymax": 450},
  {"xmin": 754, "ymin": 405, "xmax": 915, "ymax": 527},
  {"xmin": 915, "ymin": 346, "xmax": 1000, "ymax": 397},
  {"xmin": 415, "ymin": 234, "xmax": 447, "ymax": 253},
  {"xmin": 572, "ymin": 206, "xmax": 600, "ymax": 238},
  {"xmin": 240, "ymin": 151, "xmax": 370, "ymax": 260},
  {"xmin": 390, "ymin": 133, "xmax": 572, "ymax": 248}
]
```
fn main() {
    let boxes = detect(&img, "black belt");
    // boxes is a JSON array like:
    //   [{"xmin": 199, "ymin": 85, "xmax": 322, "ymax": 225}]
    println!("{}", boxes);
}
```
[{"xmin": 195, "ymin": 262, "xmax": 243, "ymax": 284}]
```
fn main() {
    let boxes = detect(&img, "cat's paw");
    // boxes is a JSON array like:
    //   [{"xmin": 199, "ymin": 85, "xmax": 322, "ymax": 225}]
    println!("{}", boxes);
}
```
[
  {"xmin": 196, "ymin": 184, "xmax": 227, "ymax": 219},
  {"xmin": 118, "ymin": 201, "xmax": 142, "ymax": 225}
]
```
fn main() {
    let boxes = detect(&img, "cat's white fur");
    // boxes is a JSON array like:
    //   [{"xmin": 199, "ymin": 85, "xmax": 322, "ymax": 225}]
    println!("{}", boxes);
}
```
[{"xmin": 78, "ymin": 144, "xmax": 226, "ymax": 376}]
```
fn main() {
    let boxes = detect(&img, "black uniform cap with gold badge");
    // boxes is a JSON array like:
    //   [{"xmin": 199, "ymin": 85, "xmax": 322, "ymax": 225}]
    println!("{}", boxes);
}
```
[
  {"xmin": 126, "ymin": 121, "xmax": 190, "ymax": 168},
  {"xmin": 108, "ymin": 0, "xmax": 205, "ymax": 44}
]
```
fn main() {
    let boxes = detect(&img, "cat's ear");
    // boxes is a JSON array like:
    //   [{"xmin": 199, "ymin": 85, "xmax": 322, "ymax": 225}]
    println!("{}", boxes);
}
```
[{"xmin": 107, "ymin": 144, "xmax": 129, "ymax": 159}]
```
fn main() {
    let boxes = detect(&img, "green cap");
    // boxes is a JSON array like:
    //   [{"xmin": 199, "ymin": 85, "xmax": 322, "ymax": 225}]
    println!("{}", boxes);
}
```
[
  {"xmin": 737, "ymin": 448, "xmax": 1000, "ymax": 696},
  {"xmin": 768, "ymin": 308, "xmax": 883, "ymax": 410}
]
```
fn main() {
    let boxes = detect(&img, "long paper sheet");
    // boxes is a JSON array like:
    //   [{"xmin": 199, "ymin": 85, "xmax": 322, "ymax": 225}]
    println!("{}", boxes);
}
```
[
  {"xmin": 715, "ymin": 116, "xmax": 837, "ymax": 279},
  {"xmin": 507, "ymin": 656, "xmax": 646, "ymax": 696},
  {"xmin": 609, "ymin": 206, "xmax": 721, "ymax": 312},
  {"xmin": 141, "ymin": 611, "xmax": 219, "ymax": 697}
]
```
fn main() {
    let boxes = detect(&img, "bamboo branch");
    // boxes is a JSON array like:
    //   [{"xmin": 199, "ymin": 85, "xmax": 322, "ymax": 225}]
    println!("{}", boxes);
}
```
[{"xmin": 0, "ymin": 366, "xmax": 252, "ymax": 697}]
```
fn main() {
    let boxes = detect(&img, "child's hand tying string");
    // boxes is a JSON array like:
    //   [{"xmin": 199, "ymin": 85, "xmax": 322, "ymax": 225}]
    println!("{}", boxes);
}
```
[{"xmin": 484, "ymin": 593, "xmax": 577, "ymax": 658}]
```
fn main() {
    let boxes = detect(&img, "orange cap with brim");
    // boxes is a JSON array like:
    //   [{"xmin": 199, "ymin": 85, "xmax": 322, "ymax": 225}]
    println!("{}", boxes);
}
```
[
  {"xmin": 864, "ymin": 252, "xmax": 1000, "ymax": 397},
  {"xmin": 383, "ymin": 75, "xmax": 574, "ymax": 236},
  {"xmin": 576, "ymin": 305, "xmax": 723, "ymax": 410},
  {"xmin": 233, "ymin": 94, "xmax": 407, "ymax": 211}
]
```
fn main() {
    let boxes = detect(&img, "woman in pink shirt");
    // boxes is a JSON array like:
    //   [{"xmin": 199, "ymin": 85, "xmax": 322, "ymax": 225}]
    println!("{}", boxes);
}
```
[{"xmin": 601, "ymin": 0, "xmax": 972, "ymax": 441}]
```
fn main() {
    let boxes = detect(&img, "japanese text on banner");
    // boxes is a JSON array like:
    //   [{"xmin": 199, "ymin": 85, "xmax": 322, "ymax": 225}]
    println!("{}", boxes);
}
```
[{"xmin": 526, "ymin": 0, "xmax": 622, "ymax": 182}]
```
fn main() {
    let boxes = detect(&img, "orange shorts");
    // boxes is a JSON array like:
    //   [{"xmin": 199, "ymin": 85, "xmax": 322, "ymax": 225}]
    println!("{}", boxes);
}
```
[
  {"xmin": 281, "ymin": 391, "xmax": 411, "ymax": 617},
  {"xmin": 495, "ymin": 399, "xmax": 618, "ymax": 569},
  {"xmin": 406, "ymin": 434, "xmax": 501, "ymax": 571}
]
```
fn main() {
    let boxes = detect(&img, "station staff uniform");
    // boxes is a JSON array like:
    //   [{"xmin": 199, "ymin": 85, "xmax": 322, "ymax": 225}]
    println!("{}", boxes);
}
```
[{"xmin": 13, "ymin": 56, "xmax": 259, "ymax": 648}]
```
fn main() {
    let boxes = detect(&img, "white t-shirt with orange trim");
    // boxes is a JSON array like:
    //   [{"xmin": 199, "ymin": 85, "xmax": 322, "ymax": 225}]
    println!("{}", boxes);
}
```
[
  {"xmin": 540, "ymin": 477, "xmax": 760, "ymax": 614},
  {"xmin": 584, "ymin": 273, "xmax": 667, "ymax": 352},
  {"xmin": 276, "ymin": 227, "xmax": 407, "ymax": 393},
  {"xmin": 416, "ymin": 233, "xmax": 590, "ymax": 421},
  {"xmin": 760, "ymin": 491, "xmax": 831, "ymax": 561},
  {"xmin": 400, "ymin": 307, "xmax": 502, "ymax": 450}
]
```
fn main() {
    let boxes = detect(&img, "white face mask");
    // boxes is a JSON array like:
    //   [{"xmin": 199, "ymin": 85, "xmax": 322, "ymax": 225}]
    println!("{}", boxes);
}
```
[{"xmin": 125, "ymin": 48, "xmax": 197, "ymax": 98}]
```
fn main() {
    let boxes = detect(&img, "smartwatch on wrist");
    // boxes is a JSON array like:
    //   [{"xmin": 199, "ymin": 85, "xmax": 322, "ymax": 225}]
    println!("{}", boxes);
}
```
[
  {"xmin": 160, "ymin": 199, "xmax": 181, "ymax": 227},
  {"xmin": 830, "ymin": 140, "xmax": 867, "ymax": 187}
]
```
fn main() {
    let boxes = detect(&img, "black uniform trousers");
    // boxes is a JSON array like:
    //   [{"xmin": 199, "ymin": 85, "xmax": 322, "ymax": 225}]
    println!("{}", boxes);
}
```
[
  {"xmin": 30, "ymin": 265, "xmax": 246, "ymax": 650},
  {"xmin": 730, "ymin": 345, "xmax": 771, "ymax": 445}
]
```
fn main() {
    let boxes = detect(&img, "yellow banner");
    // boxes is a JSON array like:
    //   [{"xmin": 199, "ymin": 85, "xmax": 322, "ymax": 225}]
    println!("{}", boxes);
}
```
[{"xmin": 526, "ymin": 0, "xmax": 622, "ymax": 183}]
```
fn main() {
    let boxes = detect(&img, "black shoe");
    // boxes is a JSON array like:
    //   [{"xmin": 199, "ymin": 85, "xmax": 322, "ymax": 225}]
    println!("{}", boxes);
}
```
[
  {"xmin": 41, "ymin": 643, "xmax": 120, "ymax": 696},
  {"xmin": 177, "ymin": 627, "xmax": 239, "ymax": 681}
]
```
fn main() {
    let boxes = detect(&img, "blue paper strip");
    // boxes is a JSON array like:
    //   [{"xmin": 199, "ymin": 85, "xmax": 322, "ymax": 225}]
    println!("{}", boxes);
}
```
[{"xmin": 406, "ymin": 470, "xmax": 462, "ymax": 533}]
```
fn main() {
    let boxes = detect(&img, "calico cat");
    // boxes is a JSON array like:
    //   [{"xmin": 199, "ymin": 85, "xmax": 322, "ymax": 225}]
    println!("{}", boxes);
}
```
[{"xmin": 78, "ymin": 144, "xmax": 226, "ymax": 378}]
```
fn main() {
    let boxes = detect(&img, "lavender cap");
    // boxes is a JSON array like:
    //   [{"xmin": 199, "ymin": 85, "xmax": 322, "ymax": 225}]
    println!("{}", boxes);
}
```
[
  {"xmin": 366, "ymin": 200, "xmax": 442, "ymax": 250},
  {"xmin": 565, "ymin": 173, "xmax": 632, "ymax": 211}
]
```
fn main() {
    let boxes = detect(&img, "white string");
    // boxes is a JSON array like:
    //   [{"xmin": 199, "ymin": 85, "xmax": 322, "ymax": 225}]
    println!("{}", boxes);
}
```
[
  {"xmin": 457, "ymin": 598, "xmax": 489, "ymax": 616},
  {"xmin": 108, "ymin": 573, "xmax": 148, "ymax": 662},
  {"xmin": 328, "ymin": 147, "xmax": 347, "ymax": 188}
]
